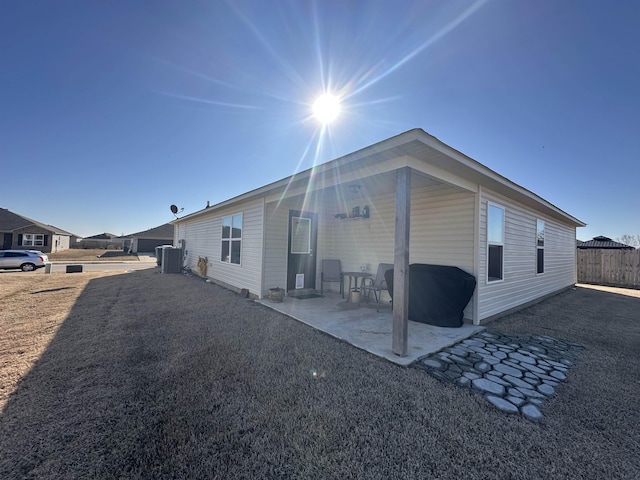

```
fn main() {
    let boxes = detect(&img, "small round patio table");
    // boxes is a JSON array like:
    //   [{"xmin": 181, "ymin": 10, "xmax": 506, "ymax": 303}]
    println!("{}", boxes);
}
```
[{"xmin": 343, "ymin": 271, "xmax": 372, "ymax": 304}]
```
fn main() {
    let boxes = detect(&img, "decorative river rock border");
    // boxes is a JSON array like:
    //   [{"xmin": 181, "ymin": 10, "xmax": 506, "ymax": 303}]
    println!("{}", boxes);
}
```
[{"xmin": 414, "ymin": 329, "xmax": 584, "ymax": 421}]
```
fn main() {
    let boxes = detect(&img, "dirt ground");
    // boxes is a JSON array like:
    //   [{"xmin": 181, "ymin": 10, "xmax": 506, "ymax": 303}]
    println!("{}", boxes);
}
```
[{"xmin": 0, "ymin": 270, "xmax": 638, "ymax": 479}]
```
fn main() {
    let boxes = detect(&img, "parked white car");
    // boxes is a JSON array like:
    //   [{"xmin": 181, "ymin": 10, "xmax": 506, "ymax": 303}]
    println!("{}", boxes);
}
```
[{"xmin": 0, "ymin": 250, "xmax": 50, "ymax": 271}]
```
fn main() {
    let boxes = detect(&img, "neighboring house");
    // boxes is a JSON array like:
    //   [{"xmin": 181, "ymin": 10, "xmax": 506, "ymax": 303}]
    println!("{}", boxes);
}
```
[
  {"xmin": 173, "ymin": 129, "xmax": 585, "ymax": 352},
  {"xmin": 124, "ymin": 223, "xmax": 174, "ymax": 253},
  {"xmin": 78, "ymin": 232, "xmax": 124, "ymax": 249},
  {"xmin": 0, "ymin": 208, "xmax": 79, "ymax": 253},
  {"xmin": 577, "ymin": 236, "xmax": 635, "ymax": 250}
]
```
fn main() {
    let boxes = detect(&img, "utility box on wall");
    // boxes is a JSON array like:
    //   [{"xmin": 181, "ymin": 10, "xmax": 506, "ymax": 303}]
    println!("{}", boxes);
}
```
[{"xmin": 161, "ymin": 247, "xmax": 183, "ymax": 274}]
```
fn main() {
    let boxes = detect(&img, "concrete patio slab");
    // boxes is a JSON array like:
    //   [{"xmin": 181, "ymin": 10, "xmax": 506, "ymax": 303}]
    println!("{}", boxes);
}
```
[{"xmin": 257, "ymin": 292, "xmax": 483, "ymax": 366}]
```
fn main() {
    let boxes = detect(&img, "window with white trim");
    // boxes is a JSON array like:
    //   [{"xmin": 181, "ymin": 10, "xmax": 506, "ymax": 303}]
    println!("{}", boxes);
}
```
[
  {"xmin": 22, "ymin": 234, "xmax": 44, "ymax": 247},
  {"xmin": 487, "ymin": 203, "xmax": 504, "ymax": 282},
  {"xmin": 221, "ymin": 213, "xmax": 242, "ymax": 264},
  {"xmin": 536, "ymin": 219, "xmax": 545, "ymax": 274}
]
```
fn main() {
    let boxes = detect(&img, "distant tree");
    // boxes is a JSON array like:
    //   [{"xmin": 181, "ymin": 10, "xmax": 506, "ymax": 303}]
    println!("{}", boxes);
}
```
[{"xmin": 616, "ymin": 234, "xmax": 640, "ymax": 248}]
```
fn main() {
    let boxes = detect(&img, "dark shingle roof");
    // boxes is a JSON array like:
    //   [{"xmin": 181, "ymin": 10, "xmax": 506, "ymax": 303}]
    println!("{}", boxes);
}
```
[
  {"xmin": 125, "ymin": 223, "xmax": 174, "ymax": 239},
  {"xmin": 577, "ymin": 236, "xmax": 635, "ymax": 250},
  {"xmin": 84, "ymin": 233, "xmax": 117, "ymax": 240},
  {"xmin": 0, "ymin": 208, "xmax": 77, "ymax": 236},
  {"xmin": 0, "ymin": 208, "xmax": 32, "ymax": 230}
]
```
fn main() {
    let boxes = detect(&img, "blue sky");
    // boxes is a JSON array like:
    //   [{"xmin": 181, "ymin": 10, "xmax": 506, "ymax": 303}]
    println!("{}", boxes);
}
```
[{"xmin": 1, "ymin": 0, "xmax": 638, "ymax": 240}]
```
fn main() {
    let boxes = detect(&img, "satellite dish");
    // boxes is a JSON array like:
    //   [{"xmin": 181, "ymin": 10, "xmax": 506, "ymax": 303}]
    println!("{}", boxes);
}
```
[{"xmin": 170, "ymin": 204, "xmax": 184, "ymax": 218}]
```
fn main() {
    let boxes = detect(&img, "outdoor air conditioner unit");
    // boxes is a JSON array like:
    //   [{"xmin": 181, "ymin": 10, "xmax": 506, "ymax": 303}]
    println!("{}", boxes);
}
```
[{"xmin": 162, "ymin": 247, "xmax": 183, "ymax": 274}]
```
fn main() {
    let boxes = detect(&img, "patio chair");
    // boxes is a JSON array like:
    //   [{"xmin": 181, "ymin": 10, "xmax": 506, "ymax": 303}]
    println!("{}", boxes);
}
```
[
  {"xmin": 361, "ymin": 263, "xmax": 393, "ymax": 311},
  {"xmin": 320, "ymin": 259, "xmax": 343, "ymax": 297}
]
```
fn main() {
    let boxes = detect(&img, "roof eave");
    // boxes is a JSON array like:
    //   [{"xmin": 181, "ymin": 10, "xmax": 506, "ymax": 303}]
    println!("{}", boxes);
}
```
[{"xmin": 173, "ymin": 128, "xmax": 585, "ymax": 228}]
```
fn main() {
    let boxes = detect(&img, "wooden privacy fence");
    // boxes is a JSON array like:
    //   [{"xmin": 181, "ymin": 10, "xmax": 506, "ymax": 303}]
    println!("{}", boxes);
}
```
[{"xmin": 577, "ymin": 249, "xmax": 640, "ymax": 289}]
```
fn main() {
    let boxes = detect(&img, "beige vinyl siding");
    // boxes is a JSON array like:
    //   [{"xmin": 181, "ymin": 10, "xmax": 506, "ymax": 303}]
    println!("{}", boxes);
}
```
[
  {"xmin": 263, "ymin": 200, "xmax": 291, "ymax": 295},
  {"xmin": 176, "ymin": 199, "xmax": 264, "ymax": 297},
  {"xmin": 477, "ymin": 189, "xmax": 577, "ymax": 321},
  {"xmin": 262, "ymin": 195, "xmax": 333, "ymax": 295},
  {"xmin": 314, "ymin": 209, "xmax": 334, "ymax": 287},
  {"xmin": 327, "ymin": 193, "xmax": 394, "ymax": 273},
  {"xmin": 52, "ymin": 234, "xmax": 70, "ymax": 251},
  {"xmin": 325, "ymin": 184, "xmax": 474, "ymax": 271},
  {"xmin": 410, "ymin": 185, "xmax": 475, "ymax": 269},
  {"xmin": 411, "ymin": 185, "xmax": 476, "ymax": 320},
  {"xmin": 176, "ymin": 215, "xmax": 216, "ymax": 273},
  {"xmin": 323, "ymin": 184, "xmax": 476, "ymax": 317},
  {"xmin": 173, "ymin": 225, "xmax": 179, "ymax": 245}
]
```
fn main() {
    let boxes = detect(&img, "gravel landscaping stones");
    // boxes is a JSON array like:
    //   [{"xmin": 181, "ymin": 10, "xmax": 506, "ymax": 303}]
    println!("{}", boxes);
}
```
[{"xmin": 414, "ymin": 329, "xmax": 584, "ymax": 421}]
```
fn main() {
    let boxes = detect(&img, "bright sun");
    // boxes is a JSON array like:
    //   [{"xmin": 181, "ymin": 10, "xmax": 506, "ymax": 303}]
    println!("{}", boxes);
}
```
[{"xmin": 312, "ymin": 93, "xmax": 341, "ymax": 124}]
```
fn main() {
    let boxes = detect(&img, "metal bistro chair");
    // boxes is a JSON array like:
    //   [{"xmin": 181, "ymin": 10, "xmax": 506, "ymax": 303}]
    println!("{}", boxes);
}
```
[
  {"xmin": 361, "ymin": 263, "xmax": 393, "ymax": 311},
  {"xmin": 320, "ymin": 259, "xmax": 344, "ymax": 297}
]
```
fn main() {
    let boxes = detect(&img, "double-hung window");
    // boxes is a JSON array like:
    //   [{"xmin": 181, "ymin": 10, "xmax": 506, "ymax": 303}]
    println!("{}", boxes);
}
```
[
  {"xmin": 487, "ymin": 203, "xmax": 505, "ymax": 282},
  {"xmin": 221, "ymin": 213, "xmax": 242, "ymax": 264},
  {"xmin": 22, "ymin": 234, "xmax": 44, "ymax": 247},
  {"xmin": 536, "ymin": 219, "xmax": 545, "ymax": 274}
]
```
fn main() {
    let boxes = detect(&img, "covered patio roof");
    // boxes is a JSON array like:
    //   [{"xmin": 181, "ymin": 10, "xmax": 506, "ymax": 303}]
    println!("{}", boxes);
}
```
[{"xmin": 257, "ymin": 292, "xmax": 483, "ymax": 366}]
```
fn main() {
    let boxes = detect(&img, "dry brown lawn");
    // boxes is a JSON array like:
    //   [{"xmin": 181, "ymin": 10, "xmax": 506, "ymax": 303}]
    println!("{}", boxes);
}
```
[
  {"xmin": 47, "ymin": 249, "xmax": 140, "ymax": 262},
  {"xmin": 0, "ymin": 272, "xmax": 123, "ymax": 409},
  {"xmin": 0, "ymin": 271, "xmax": 639, "ymax": 479}
]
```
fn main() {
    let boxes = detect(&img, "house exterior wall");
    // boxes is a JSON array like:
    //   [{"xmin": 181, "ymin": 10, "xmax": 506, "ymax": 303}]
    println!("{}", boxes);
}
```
[
  {"xmin": 12, "ymin": 226, "xmax": 64, "ymax": 253},
  {"xmin": 477, "ymin": 188, "xmax": 577, "ymax": 321},
  {"xmin": 51, "ymin": 234, "xmax": 70, "ymax": 252},
  {"xmin": 135, "ymin": 238, "xmax": 172, "ymax": 253},
  {"xmin": 262, "ymin": 196, "xmax": 333, "ymax": 296},
  {"xmin": 326, "ymin": 193, "xmax": 393, "ymax": 273},
  {"xmin": 175, "ymin": 178, "xmax": 577, "ymax": 322},
  {"xmin": 175, "ymin": 199, "xmax": 265, "ymax": 297},
  {"xmin": 322, "ymin": 183, "xmax": 476, "ymax": 317},
  {"xmin": 8, "ymin": 229, "xmax": 72, "ymax": 252},
  {"xmin": 325, "ymin": 184, "xmax": 474, "ymax": 270},
  {"xmin": 410, "ymin": 184, "xmax": 476, "ymax": 270},
  {"xmin": 263, "ymin": 200, "xmax": 292, "ymax": 294}
]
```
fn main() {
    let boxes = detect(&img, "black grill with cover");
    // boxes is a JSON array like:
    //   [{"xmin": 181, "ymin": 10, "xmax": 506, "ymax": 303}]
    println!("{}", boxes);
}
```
[{"xmin": 384, "ymin": 264, "xmax": 476, "ymax": 327}]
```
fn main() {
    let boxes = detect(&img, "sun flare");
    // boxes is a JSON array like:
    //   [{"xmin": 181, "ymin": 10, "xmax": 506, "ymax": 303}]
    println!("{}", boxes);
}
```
[{"xmin": 312, "ymin": 93, "xmax": 341, "ymax": 124}]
